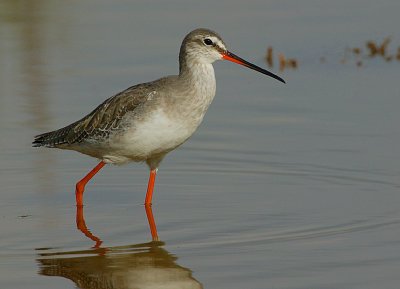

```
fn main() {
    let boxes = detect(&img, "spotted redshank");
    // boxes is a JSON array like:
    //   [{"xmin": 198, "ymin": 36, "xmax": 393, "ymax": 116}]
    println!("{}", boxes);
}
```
[{"xmin": 33, "ymin": 28, "xmax": 285, "ymax": 206}]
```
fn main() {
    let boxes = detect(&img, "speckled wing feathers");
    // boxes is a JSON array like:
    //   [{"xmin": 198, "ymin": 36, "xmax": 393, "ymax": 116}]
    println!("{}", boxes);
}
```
[{"xmin": 32, "ymin": 83, "xmax": 154, "ymax": 148}]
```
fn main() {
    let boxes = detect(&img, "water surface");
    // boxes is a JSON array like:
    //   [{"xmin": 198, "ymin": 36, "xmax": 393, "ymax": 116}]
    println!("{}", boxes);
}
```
[{"xmin": 1, "ymin": 1, "xmax": 400, "ymax": 288}]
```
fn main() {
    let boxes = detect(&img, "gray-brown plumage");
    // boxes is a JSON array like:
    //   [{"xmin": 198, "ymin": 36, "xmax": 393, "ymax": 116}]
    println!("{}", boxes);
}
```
[{"xmin": 32, "ymin": 82, "xmax": 154, "ymax": 149}]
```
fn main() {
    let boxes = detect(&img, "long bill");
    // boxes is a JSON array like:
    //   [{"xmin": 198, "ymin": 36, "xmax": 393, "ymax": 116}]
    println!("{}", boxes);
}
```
[{"xmin": 222, "ymin": 51, "xmax": 286, "ymax": 84}]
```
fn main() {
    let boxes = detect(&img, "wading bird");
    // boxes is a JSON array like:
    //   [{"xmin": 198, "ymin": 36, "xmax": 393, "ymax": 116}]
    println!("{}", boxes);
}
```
[{"xmin": 33, "ymin": 28, "xmax": 285, "ymax": 206}]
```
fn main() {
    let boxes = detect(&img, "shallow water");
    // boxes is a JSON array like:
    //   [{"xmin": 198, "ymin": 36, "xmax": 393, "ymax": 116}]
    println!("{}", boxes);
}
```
[{"xmin": 1, "ymin": 1, "xmax": 400, "ymax": 288}]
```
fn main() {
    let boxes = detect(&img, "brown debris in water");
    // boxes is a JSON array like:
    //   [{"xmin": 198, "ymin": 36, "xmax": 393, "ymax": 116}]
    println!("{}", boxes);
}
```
[
  {"xmin": 339, "ymin": 37, "xmax": 399, "ymax": 66},
  {"xmin": 366, "ymin": 37, "xmax": 391, "ymax": 58},
  {"xmin": 265, "ymin": 47, "xmax": 298, "ymax": 71},
  {"xmin": 352, "ymin": 47, "xmax": 362, "ymax": 55},
  {"xmin": 265, "ymin": 37, "xmax": 399, "ymax": 70},
  {"xmin": 278, "ymin": 54, "xmax": 298, "ymax": 72},
  {"xmin": 265, "ymin": 46, "xmax": 274, "ymax": 67}
]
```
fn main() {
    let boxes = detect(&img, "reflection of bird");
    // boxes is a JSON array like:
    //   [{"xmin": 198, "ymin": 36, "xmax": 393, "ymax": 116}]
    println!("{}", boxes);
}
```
[
  {"xmin": 76, "ymin": 200, "xmax": 159, "ymax": 245},
  {"xmin": 37, "ymin": 241, "xmax": 203, "ymax": 289},
  {"xmin": 33, "ymin": 28, "xmax": 285, "ymax": 206}
]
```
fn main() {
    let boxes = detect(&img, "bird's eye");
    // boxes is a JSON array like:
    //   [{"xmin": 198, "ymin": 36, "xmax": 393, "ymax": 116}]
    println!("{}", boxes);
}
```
[{"xmin": 203, "ymin": 38, "xmax": 213, "ymax": 46}]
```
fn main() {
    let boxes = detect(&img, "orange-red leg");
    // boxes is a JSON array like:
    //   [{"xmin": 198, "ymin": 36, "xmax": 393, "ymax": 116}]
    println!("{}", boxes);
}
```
[
  {"xmin": 144, "ymin": 169, "xmax": 157, "ymax": 205},
  {"xmin": 75, "ymin": 161, "xmax": 106, "ymax": 206},
  {"xmin": 144, "ymin": 204, "xmax": 159, "ymax": 241},
  {"xmin": 76, "ymin": 205, "xmax": 103, "ymax": 248}
]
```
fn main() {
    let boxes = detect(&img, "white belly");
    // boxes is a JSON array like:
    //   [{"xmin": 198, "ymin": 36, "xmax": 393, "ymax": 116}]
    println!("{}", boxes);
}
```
[{"xmin": 104, "ymin": 108, "xmax": 198, "ymax": 163}]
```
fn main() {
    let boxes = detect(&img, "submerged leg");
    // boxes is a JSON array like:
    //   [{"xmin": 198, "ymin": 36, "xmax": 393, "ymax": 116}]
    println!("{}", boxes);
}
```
[
  {"xmin": 144, "ymin": 168, "xmax": 157, "ymax": 205},
  {"xmin": 144, "ymin": 204, "xmax": 159, "ymax": 241},
  {"xmin": 75, "ymin": 161, "xmax": 106, "ymax": 206},
  {"xmin": 76, "ymin": 205, "xmax": 103, "ymax": 248}
]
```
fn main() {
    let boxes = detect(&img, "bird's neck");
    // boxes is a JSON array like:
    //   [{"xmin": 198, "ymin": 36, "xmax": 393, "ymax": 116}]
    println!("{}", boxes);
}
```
[{"xmin": 178, "ymin": 59, "xmax": 216, "ymax": 98}]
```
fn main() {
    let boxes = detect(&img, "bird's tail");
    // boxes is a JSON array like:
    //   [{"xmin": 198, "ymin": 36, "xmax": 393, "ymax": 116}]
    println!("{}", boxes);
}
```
[{"xmin": 32, "ymin": 125, "xmax": 74, "ymax": 148}]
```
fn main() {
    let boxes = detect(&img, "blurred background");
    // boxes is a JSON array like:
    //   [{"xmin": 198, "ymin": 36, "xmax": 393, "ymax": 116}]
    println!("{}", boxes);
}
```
[{"xmin": 1, "ymin": 1, "xmax": 400, "ymax": 288}]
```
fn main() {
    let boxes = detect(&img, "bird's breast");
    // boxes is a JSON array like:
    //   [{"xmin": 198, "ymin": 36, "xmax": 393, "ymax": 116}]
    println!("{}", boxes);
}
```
[{"xmin": 112, "ymin": 107, "xmax": 200, "ymax": 160}]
